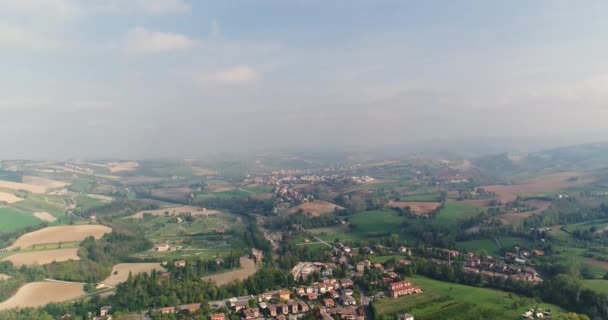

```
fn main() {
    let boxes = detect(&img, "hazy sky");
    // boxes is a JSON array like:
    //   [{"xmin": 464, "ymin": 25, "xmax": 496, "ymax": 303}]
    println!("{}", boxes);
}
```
[{"xmin": 1, "ymin": 0, "xmax": 608, "ymax": 158}]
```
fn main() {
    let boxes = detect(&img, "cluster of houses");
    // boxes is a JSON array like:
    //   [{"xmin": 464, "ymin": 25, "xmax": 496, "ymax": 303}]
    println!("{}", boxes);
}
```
[
  {"xmin": 463, "ymin": 253, "xmax": 542, "ymax": 283},
  {"xmin": 291, "ymin": 262, "xmax": 336, "ymax": 279},
  {"xmin": 294, "ymin": 278, "xmax": 355, "ymax": 305},
  {"xmin": 222, "ymin": 289, "xmax": 314, "ymax": 320},
  {"xmin": 521, "ymin": 308, "xmax": 552, "ymax": 319}
]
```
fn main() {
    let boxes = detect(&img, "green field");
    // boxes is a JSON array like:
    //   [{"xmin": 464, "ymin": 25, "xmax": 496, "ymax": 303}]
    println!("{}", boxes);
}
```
[
  {"xmin": 434, "ymin": 202, "xmax": 483, "ymax": 225},
  {"xmin": 309, "ymin": 210, "xmax": 404, "ymax": 242},
  {"xmin": 129, "ymin": 211, "xmax": 247, "ymax": 260},
  {"xmin": 0, "ymin": 208, "xmax": 44, "ymax": 233},
  {"xmin": 456, "ymin": 239, "xmax": 499, "ymax": 254},
  {"xmin": 196, "ymin": 190, "xmax": 252, "ymax": 200},
  {"xmin": 10, "ymin": 193, "xmax": 67, "ymax": 218},
  {"xmin": 563, "ymin": 219, "xmax": 608, "ymax": 234},
  {"xmin": 549, "ymin": 245, "xmax": 608, "ymax": 278},
  {"xmin": 371, "ymin": 255, "xmax": 405, "ymax": 264},
  {"xmin": 374, "ymin": 276, "xmax": 564, "ymax": 319},
  {"xmin": 400, "ymin": 193, "xmax": 442, "ymax": 202},
  {"xmin": 457, "ymin": 237, "xmax": 530, "ymax": 255},
  {"xmin": 582, "ymin": 279, "xmax": 608, "ymax": 295},
  {"xmin": 75, "ymin": 195, "xmax": 105, "ymax": 210},
  {"xmin": 68, "ymin": 176, "xmax": 97, "ymax": 193}
]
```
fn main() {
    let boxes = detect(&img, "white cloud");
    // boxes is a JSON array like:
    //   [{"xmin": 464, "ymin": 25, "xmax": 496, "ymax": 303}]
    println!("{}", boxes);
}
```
[
  {"xmin": 198, "ymin": 65, "xmax": 260, "ymax": 87},
  {"xmin": 125, "ymin": 27, "xmax": 196, "ymax": 55},
  {"xmin": 134, "ymin": 0, "xmax": 190, "ymax": 15},
  {"xmin": 0, "ymin": 0, "xmax": 80, "ymax": 18},
  {"xmin": 0, "ymin": 23, "xmax": 60, "ymax": 50},
  {"xmin": 89, "ymin": 0, "xmax": 190, "ymax": 16}
]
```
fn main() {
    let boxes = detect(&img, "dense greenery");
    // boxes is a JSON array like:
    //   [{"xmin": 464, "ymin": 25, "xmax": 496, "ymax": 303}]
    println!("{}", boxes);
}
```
[{"xmin": 111, "ymin": 267, "xmax": 294, "ymax": 312}]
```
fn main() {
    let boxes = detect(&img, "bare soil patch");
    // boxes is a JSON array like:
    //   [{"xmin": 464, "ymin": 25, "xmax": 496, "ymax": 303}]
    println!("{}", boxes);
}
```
[
  {"xmin": 290, "ymin": 201, "xmax": 345, "ymax": 216},
  {"xmin": 483, "ymin": 172, "xmax": 592, "ymax": 203},
  {"xmin": 202, "ymin": 257, "xmax": 257, "ymax": 286},
  {"xmin": 0, "ymin": 273, "xmax": 10, "ymax": 280},
  {"xmin": 0, "ymin": 176, "xmax": 68, "ymax": 194},
  {"xmin": 387, "ymin": 200, "xmax": 442, "ymax": 215},
  {"xmin": 191, "ymin": 167, "xmax": 218, "ymax": 176},
  {"xmin": 586, "ymin": 258, "xmax": 608, "ymax": 270},
  {"xmin": 7, "ymin": 225, "xmax": 112, "ymax": 250},
  {"xmin": 102, "ymin": 263, "xmax": 164, "ymax": 286},
  {"xmin": 33, "ymin": 211, "xmax": 56, "ymax": 222},
  {"xmin": 0, "ymin": 191, "xmax": 23, "ymax": 203},
  {"xmin": 86, "ymin": 194, "xmax": 114, "ymax": 202},
  {"xmin": 2, "ymin": 248, "xmax": 79, "ymax": 267},
  {"xmin": 106, "ymin": 161, "xmax": 139, "ymax": 173},
  {"xmin": 129, "ymin": 205, "xmax": 219, "ymax": 219},
  {"xmin": 252, "ymin": 193, "xmax": 273, "ymax": 200},
  {"xmin": 22, "ymin": 176, "xmax": 69, "ymax": 189},
  {"xmin": 498, "ymin": 200, "xmax": 551, "ymax": 225},
  {"xmin": 0, "ymin": 281, "xmax": 84, "ymax": 310}
]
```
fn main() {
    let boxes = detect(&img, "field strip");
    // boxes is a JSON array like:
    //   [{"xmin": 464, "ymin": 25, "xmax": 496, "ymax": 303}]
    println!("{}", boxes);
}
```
[
  {"xmin": 3, "ymin": 248, "xmax": 80, "ymax": 267},
  {"xmin": 0, "ymin": 280, "xmax": 85, "ymax": 310}
]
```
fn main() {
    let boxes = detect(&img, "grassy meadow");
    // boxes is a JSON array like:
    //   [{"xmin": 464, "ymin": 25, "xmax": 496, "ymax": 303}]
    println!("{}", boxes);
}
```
[
  {"xmin": 434, "ymin": 202, "xmax": 483, "ymax": 225},
  {"xmin": 374, "ymin": 276, "xmax": 564, "ymax": 320},
  {"xmin": 0, "ymin": 208, "xmax": 44, "ymax": 233}
]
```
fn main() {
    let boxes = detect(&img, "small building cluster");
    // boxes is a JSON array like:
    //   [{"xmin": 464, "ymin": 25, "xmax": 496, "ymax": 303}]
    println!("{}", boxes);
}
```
[
  {"xmin": 291, "ymin": 262, "xmax": 336, "ymax": 279},
  {"xmin": 462, "ymin": 253, "xmax": 542, "ymax": 283}
]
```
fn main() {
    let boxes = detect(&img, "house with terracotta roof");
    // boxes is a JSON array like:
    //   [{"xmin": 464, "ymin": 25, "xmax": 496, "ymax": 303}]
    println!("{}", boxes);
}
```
[
  {"xmin": 389, "ymin": 280, "xmax": 422, "ymax": 298},
  {"xmin": 210, "ymin": 313, "xmax": 225, "ymax": 320}
]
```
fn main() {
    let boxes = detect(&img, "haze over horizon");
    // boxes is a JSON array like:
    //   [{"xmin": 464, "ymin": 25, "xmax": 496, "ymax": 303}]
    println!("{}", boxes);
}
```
[{"xmin": 2, "ymin": 0, "xmax": 608, "ymax": 158}]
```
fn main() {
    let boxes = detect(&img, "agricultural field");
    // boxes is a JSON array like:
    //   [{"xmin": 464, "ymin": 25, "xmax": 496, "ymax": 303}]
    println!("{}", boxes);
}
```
[
  {"xmin": 482, "ymin": 172, "xmax": 592, "ymax": 202},
  {"xmin": 74, "ymin": 195, "xmax": 105, "ymax": 210},
  {"xmin": 0, "ymin": 208, "xmax": 44, "ymax": 233},
  {"xmin": 129, "ymin": 210, "xmax": 246, "ymax": 260},
  {"xmin": 387, "ymin": 200, "xmax": 442, "ymax": 215},
  {"xmin": 400, "ymin": 193, "xmax": 442, "ymax": 202},
  {"xmin": 201, "ymin": 257, "xmax": 257, "ymax": 286},
  {"xmin": 290, "ymin": 201, "xmax": 345, "ymax": 216},
  {"xmin": 106, "ymin": 161, "xmax": 139, "ymax": 173},
  {"xmin": 497, "ymin": 200, "xmax": 551, "ymax": 225},
  {"xmin": 434, "ymin": 202, "xmax": 483, "ymax": 225},
  {"xmin": 11, "ymin": 193, "xmax": 67, "ymax": 219},
  {"xmin": 2, "ymin": 248, "xmax": 79, "ymax": 267},
  {"xmin": 7, "ymin": 224, "xmax": 112, "ymax": 250},
  {"xmin": 0, "ymin": 281, "xmax": 85, "ymax": 310},
  {"xmin": 101, "ymin": 263, "xmax": 163, "ymax": 286},
  {"xmin": 457, "ymin": 237, "xmax": 530, "ymax": 255},
  {"xmin": 562, "ymin": 219, "xmax": 608, "ymax": 234},
  {"xmin": 0, "ymin": 191, "xmax": 22, "ymax": 203},
  {"xmin": 150, "ymin": 187, "xmax": 192, "ymax": 202},
  {"xmin": 581, "ymin": 279, "xmax": 608, "ymax": 295},
  {"xmin": 456, "ymin": 239, "xmax": 499, "ymax": 255},
  {"xmin": 309, "ymin": 210, "xmax": 404, "ymax": 242},
  {"xmin": 196, "ymin": 189, "xmax": 252, "ymax": 201},
  {"xmin": 373, "ymin": 276, "xmax": 564, "ymax": 319},
  {"xmin": 0, "ymin": 176, "xmax": 68, "ymax": 194},
  {"xmin": 129, "ymin": 205, "xmax": 219, "ymax": 219},
  {"xmin": 548, "ymin": 246, "xmax": 608, "ymax": 278}
]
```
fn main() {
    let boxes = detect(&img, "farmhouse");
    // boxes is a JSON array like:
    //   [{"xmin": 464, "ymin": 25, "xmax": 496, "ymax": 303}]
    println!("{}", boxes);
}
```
[
  {"xmin": 154, "ymin": 243, "xmax": 171, "ymax": 252},
  {"xmin": 210, "ymin": 313, "xmax": 225, "ymax": 320},
  {"xmin": 99, "ymin": 306, "xmax": 112, "ymax": 317},
  {"xmin": 389, "ymin": 280, "xmax": 422, "ymax": 298},
  {"xmin": 397, "ymin": 313, "xmax": 414, "ymax": 320},
  {"xmin": 179, "ymin": 303, "xmax": 201, "ymax": 313},
  {"xmin": 160, "ymin": 306, "xmax": 175, "ymax": 314}
]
